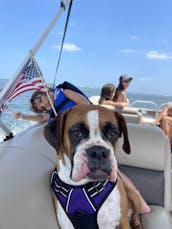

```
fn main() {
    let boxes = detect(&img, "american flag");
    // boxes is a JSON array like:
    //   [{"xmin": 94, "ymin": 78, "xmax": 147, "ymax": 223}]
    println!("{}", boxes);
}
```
[{"xmin": 6, "ymin": 59, "xmax": 46, "ymax": 102}]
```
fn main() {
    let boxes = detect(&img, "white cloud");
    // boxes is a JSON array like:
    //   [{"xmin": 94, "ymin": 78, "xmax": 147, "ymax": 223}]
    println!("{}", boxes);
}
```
[
  {"xmin": 121, "ymin": 48, "xmax": 146, "ymax": 54},
  {"xmin": 56, "ymin": 32, "xmax": 63, "ymax": 36},
  {"xmin": 146, "ymin": 50, "xmax": 172, "ymax": 60},
  {"xmin": 51, "ymin": 43, "xmax": 81, "ymax": 52},
  {"xmin": 130, "ymin": 35, "xmax": 137, "ymax": 40},
  {"xmin": 121, "ymin": 49, "xmax": 134, "ymax": 53},
  {"xmin": 138, "ymin": 77, "xmax": 152, "ymax": 81}
]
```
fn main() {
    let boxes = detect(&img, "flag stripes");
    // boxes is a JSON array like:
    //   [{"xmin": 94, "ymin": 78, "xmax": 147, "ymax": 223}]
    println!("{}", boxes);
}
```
[{"xmin": 6, "ymin": 59, "xmax": 46, "ymax": 102}]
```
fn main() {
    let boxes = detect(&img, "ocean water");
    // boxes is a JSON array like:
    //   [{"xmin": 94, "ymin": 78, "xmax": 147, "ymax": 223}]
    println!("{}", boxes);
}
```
[{"xmin": 0, "ymin": 79, "xmax": 172, "ymax": 141}]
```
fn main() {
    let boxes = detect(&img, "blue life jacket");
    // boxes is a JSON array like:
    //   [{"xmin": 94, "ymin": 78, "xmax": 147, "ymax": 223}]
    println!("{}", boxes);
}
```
[
  {"xmin": 51, "ymin": 169, "xmax": 117, "ymax": 229},
  {"xmin": 49, "ymin": 81, "xmax": 90, "ymax": 120}
]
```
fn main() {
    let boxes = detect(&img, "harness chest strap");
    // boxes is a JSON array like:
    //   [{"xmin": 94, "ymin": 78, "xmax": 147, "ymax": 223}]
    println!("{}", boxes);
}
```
[{"xmin": 51, "ymin": 170, "xmax": 117, "ymax": 229}]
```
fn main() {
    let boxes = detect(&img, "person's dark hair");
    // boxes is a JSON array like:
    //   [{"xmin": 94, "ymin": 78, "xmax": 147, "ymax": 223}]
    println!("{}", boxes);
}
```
[
  {"xmin": 30, "ymin": 88, "xmax": 54, "ymax": 113},
  {"xmin": 114, "ymin": 75, "xmax": 133, "ymax": 102},
  {"xmin": 113, "ymin": 82, "xmax": 124, "ymax": 102},
  {"xmin": 99, "ymin": 84, "xmax": 115, "ymax": 104}
]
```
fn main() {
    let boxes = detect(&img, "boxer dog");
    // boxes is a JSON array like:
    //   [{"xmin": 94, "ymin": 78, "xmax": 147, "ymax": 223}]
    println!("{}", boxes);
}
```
[{"xmin": 44, "ymin": 104, "xmax": 142, "ymax": 229}]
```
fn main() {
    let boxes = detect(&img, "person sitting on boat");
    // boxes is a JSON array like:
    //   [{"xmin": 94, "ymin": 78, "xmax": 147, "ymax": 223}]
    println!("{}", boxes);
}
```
[
  {"xmin": 99, "ymin": 83, "xmax": 128, "ymax": 109},
  {"xmin": 13, "ymin": 82, "xmax": 90, "ymax": 122},
  {"xmin": 99, "ymin": 84, "xmax": 151, "ymax": 214},
  {"xmin": 113, "ymin": 74, "xmax": 133, "ymax": 105},
  {"xmin": 152, "ymin": 104, "xmax": 172, "ymax": 149}
]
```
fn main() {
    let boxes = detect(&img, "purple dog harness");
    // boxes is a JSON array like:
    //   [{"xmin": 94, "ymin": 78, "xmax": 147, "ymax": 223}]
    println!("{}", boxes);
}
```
[{"xmin": 51, "ymin": 170, "xmax": 117, "ymax": 229}]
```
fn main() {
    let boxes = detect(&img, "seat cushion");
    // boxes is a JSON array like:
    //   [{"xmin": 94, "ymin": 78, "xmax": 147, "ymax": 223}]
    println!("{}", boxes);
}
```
[
  {"xmin": 141, "ymin": 205, "xmax": 172, "ymax": 229},
  {"xmin": 0, "ymin": 124, "xmax": 58, "ymax": 229},
  {"xmin": 119, "ymin": 165, "xmax": 164, "ymax": 206}
]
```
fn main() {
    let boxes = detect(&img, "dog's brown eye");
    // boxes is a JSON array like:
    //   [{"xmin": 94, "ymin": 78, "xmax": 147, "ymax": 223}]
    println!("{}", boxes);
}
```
[
  {"xmin": 69, "ymin": 122, "xmax": 89, "ymax": 144},
  {"xmin": 105, "ymin": 129, "xmax": 118, "ymax": 139},
  {"xmin": 109, "ymin": 130, "xmax": 116, "ymax": 136},
  {"xmin": 103, "ymin": 122, "xmax": 119, "ymax": 143},
  {"xmin": 73, "ymin": 129, "xmax": 82, "ymax": 137}
]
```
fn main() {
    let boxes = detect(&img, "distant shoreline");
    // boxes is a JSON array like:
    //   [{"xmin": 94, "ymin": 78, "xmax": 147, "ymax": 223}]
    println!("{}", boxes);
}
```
[{"xmin": 1, "ymin": 78, "xmax": 172, "ymax": 98}]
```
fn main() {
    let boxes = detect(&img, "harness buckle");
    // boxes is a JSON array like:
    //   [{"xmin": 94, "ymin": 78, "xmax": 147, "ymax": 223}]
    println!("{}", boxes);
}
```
[{"xmin": 93, "ymin": 184, "xmax": 100, "ymax": 193}]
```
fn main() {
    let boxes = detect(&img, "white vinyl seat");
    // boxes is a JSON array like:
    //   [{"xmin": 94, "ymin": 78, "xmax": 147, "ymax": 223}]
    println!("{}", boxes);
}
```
[
  {"xmin": 116, "ymin": 107, "xmax": 142, "ymax": 124},
  {"xmin": 0, "ymin": 123, "xmax": 58, "ymax": 229},
  {"xmin": 89, "ymin": 96, "xmax": 142, "ymax": 124},
  {"xmin": 116, "ymin": 124, "xmax": 172, "ymax": 228},
  {"xmin": 0, "ymin": 122, "xmax": 171, "ymax": 229},
  {"xmin": 89, "ymin": 95, "xmax": 100, "ymax": 105}
]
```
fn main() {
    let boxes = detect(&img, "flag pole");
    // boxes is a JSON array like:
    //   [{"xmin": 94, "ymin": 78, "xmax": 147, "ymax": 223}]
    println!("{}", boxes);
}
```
[
  {"xmin": 7, "ymin": 107, "xmax": 15, "ymax": 115},
  {"xmin": 0, "ymin": 0, "xmax": 72, "ymax": 136},
  {"xmin": 0, "ymin": 0, "xmax": 72, "ymax": 107},
  {"xmin": 29, "ymin": 50, "xmax": 57, "ymax": 117}
]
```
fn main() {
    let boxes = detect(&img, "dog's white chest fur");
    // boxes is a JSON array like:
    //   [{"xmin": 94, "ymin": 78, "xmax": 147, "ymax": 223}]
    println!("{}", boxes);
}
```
[
  {"xmin": 97, "ymin": 187, "xmax": 121, "ymax": 228},
  {"xmin": 55, "ymin": 186, "xmax": 121, "ymax": 229}
]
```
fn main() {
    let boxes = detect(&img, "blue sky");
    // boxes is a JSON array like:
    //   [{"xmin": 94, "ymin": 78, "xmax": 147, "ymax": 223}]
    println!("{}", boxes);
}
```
[{"xmin": 0, "ymin": 0, "xmax": 172, "ymax": 95}]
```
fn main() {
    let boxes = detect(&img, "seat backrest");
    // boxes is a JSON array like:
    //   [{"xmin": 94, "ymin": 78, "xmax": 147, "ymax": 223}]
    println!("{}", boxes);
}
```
[
  {"xmin": 120, "ymin": 113, "xmax": 141, "ymax": 124},
  {"xmin": 89, "ymin": 96, "xmax": 142, "ymax": 124},
  {"xmin": 116, "ymin": 124, "xmax": 171, "ymax": 210},
  {"xmin": 0, "ymin": 123, "xmax": 58, "ymax": 229},
  {"xmin": 118, "ymin": 107, "xmax": 142, "ymax": 124},
  {"xmin": 89, "ymin": 95, "xmax": 100, "ymax": 105}
]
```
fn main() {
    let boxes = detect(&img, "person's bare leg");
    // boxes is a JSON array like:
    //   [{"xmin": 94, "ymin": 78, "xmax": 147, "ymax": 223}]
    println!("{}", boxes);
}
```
[
  {"xmin": 152, "ymin": 108, "xmax": 168, "ymax": 126},
  {"xmin": 118, "ymin": 170, "xmax": 151, "ymax": 214},
  {"xmin": 161, "ymin": 116, "xmax": 172, "ymax": 144}
]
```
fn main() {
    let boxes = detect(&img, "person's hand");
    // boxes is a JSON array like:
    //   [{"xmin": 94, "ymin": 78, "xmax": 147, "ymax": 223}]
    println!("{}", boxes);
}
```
[
  {"xmin": 120, "ymin": 103, "xmax": 127, "ymax": 109},
  {"xmin": 151, "ymin": 121, "xmax": 157, "ymax": 126},
  {"xmin": 13, "ymin": 112, "xmax": 23, "ymax": 119},
  {"xmin": 0, "ymin": 104, "xmax": 8, "ymax": 114}
]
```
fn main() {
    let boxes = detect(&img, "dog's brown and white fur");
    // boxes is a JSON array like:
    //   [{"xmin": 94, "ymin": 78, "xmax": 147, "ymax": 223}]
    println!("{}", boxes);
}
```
[{"xmin": 44, "ymin": 104, "xmax": 142, "ymax": 229}]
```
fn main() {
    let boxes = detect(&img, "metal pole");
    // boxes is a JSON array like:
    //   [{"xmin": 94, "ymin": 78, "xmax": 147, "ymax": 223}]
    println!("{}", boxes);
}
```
[
  {"xmin": 0, "ymin": 121, "xmax": 12, "ymax": 137},
  {"xmin": 0, "ymin": 0, "xmax": 72, "ymax": 137}
]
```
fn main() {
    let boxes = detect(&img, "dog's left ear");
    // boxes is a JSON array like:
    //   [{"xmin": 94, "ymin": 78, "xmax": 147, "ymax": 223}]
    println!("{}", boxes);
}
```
[
  {"xmin": 43, "ymin": 109, "xmax": 71, "ymax": 153},
  {"xmin": 115, "ymin": 112, "xmax": 131, "ymax": 154}
]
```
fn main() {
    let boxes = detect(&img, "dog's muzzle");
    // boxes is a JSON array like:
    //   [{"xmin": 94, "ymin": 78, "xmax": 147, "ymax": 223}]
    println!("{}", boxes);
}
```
[{"xmin": 86, "ymin": 145, "xmax": 111, "ymax": 180}]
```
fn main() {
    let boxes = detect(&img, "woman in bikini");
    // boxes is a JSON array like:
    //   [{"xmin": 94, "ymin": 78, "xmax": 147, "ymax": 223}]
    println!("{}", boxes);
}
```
[
  {"xmin": 114, "ymin": 74, "xmax": 133, "ymax": 104},
  {"xmin": 152, "ymin": 104, "xmax": 172, "ymax": 149}
]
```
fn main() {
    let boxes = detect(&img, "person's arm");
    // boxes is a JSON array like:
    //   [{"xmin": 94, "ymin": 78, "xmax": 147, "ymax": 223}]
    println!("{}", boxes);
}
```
[
  {"xmin": 119, "ymin": 91, "xmax": 128, "ymax": 103},
  {"xmin": 63, "ymin": 89, "xmax": 90, "ymax": 105},
  {"xmin": 152, "ymin": 108, "xmax": 168, "ymax": 125},
  {"xmin": 13, "ymin": 112, "xmax": 50, "ymax": 123},
  {"xmin": 102, "ymin": 100, "xmax": 127, "ymax": 109}
]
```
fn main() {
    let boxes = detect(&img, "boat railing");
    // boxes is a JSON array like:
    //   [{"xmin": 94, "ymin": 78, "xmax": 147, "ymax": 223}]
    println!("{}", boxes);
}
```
[
  {"xmin": 158, "ymin": 102, "xmax": 172, "ymax": 111},
  {"xmin": 131, "ymin": 100, "xmax": 159, "ymax": 123},
  {"xmin": 131, "ymin": 100, "xmax": 158, "ymax": 109}
]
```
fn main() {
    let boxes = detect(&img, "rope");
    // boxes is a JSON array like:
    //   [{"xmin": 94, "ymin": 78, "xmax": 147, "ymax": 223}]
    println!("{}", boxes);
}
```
[{"xmin": 53, "ymin": 0, "xmax": 74, "ymax": 88}]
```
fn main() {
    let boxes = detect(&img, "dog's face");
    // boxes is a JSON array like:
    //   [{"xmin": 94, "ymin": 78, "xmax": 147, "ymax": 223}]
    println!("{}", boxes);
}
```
[{"xmin": 44, "ymin": 104, "xmax": 130, "ymax": 183}]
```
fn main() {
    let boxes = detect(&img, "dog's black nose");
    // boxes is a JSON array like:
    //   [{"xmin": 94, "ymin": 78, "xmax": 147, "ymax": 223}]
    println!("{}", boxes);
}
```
[
  {"xmin": 86, "ymin": 145, "xmax": 111, "ymax": 178},
  {"xmin": 86, "ymin": 145, "xmax": 110, "ymax": 160}
]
